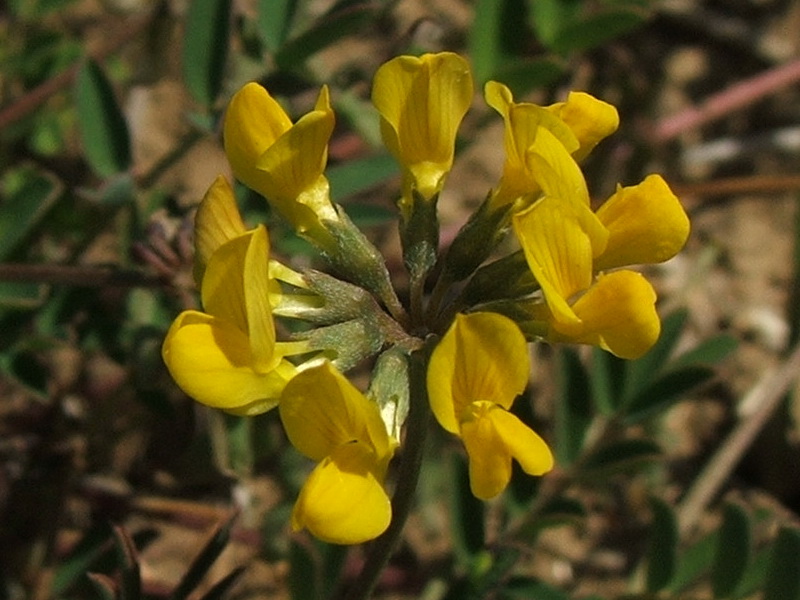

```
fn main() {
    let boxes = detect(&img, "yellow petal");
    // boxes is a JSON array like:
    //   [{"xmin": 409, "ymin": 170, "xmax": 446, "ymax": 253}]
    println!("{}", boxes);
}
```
[
  {"xmin": 513, "ymin": 197, "xmax": 607, "ymax": 331},
  {"xmin": 280, "ymin": 362, "xmax": 392, "ymax": 463},
  {"xmin": 428, "ymin": 312, "xmax": 530, "ymax": 434},
  {"xmin": 161, "ymin": 310, "xmax": 295, "ymax": 414},
  {"xmin": 525, "ymin": 127, "xmax": 589, "ymax": 206},
  {"xmin": 193, "ymin": 175, "xmax": 246, "ymax": 285},
  {"xmin": 594, "ymin": 174, "xmax": 690, "ymax": 271},
  {"xmin": 548, "ymin": 91, "xmax": 619, "ymax": 161},
  {"xmin": 485, "ymin": 81, "xmax": 579, "ymax": 206},
  {"xmin": 224, "ymin": 84, "xmax": 338, "ymax": 237},
  {"xmin": 460, "ymin": 401, "xmax": 553, "ymax": 499},
  {"xmin": 489, "ymin": 408, "xmax": 553, "ymax": 476},
  {"xmin": 201, "ymin": 226, "xmax": 277, "ymax": 372},
  {"xmin": 291, "ymin": 442, "xmax": 391, "ymax": 544},
  {"xmin": 223, "ymin": 82, "xmax": 292, "ymax": 199},
  {"xmin": 254, "ymin": 87, "xmax": 339, "ymax": 230},
  {"xmin": 565, "ymin": 270, "xmax": 661, "ymax": 359},
  {"xmin": 460, "ymin": 401, "xmax": 511, "ymax": 499},
  {"xmin": 372, "ymin": 52, "xmax": 473, "ymax": 199}
]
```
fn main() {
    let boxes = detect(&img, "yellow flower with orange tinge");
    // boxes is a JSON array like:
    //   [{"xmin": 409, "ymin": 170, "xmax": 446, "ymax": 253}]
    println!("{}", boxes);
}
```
[
  {"xmin": 223, "ymin": 82, "xmax": 339, "ymax": 246},
  {"xmin": 162, "ymin": 177, "xmax": 308, "ymax": 416},
  {"xmin": 372, "ymin": 52, "xmax": 473, "ymax": 216},
  {"xmin": 279, "ymin": 361, "xmax": 398, "ymax": 544},
  {"xmin": 427, "ymin": 312, "xmax": 553, "ymax": 499}
]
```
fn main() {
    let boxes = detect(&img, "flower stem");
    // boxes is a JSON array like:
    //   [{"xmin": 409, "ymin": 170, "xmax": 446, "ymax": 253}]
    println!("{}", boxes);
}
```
[{"xmin": 342, "ymin": 342, "xmax": 433, "ymax": 600}]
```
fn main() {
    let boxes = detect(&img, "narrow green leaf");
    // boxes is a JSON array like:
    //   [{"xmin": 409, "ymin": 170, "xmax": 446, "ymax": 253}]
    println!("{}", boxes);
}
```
[
  {"xmin": 733, "ymin": 544, "xmax": 772, "ymax": 599},
  {"xmin": 183, "ymin": 0, "xmax": 232, "ymax": 107},
  {"xmin": 468, "ymin": 0, "xmax": 505, "ymax": 85},
  {"xmin": 624, "ymin": 309, "xmax": 687, "ymax": 401},
  {"xmin": 0, "ymin": 168, "xmax": 63, "ymax": 260},
  {"xmin": 319, "ymin": 543, "xmax": 349, "ymax": 600},
  {"xmin": 646, "ymin": 497, "xmax": 678, "ymax": 593},
  {"xmin": 712, "ymin": 504, "xmax": 751, "ymax": 598},
  {"xmin": 581, "ymin": 438, "xmax": 661, "ymax": 478},
  {"xmin": 527, "ymin": 0, "xmax": 579, "ymax": 46},
  {"xmin": 512, "ymin": 497, "xmax": 585, "ymax": 540},
  {"xmin": 257, "ymin": 0, "xmax": 297, "ymax": 53},
  {"xmin": 288, "ymin": 540, "xmax": 318, "ymax": 600},
  {"xmin": 669, "ymin": 529, "xmax": 719, "ymax": 593},
  {"xmin": 448, "ymin": 452, "xmax": 485, "ymax": 560},
  {"xmin": 170, "ymin": 515, "xmax": 237, "ymax": 600},
  {"xmin": 555, "ymin": 348, "xmax": 594, "ymax": 465},
  {"xmin": 624, "ymin": 365, "xmax": 715, "ymax": 425},
  {"xmin": 75, "ymin": 59, "xmax": 131, "ymax": 178},
  {"xmin": 589, "ymin": 347, "xmax": 627, "ymax": 416},
  {"xmin": 275, "ymin": 5, "xmax": 375, "ymax": 71},
  {"xmin": 550, "ymin": 8, "xmax": 647, "ymax": 54},
  {"xmin": 670, "ymin": 334, "xmax": 738, "ymax": 370},
  {"xmin": 763, "ymin": 527, "xmax": 800, "ymax": 600}
]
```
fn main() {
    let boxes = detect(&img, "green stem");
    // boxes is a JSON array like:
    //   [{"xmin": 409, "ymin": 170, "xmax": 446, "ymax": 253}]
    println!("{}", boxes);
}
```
[{"xmin": 342, "ymin": 343, "xmax": 433, "ymax": 600}]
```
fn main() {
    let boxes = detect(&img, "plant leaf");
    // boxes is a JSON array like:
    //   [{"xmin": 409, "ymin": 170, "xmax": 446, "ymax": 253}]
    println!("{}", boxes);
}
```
[
  {"xmin": 75, "ymin": 59, "xmax": 131, "ymax": 178},
  {"xmin": 646, "ymin": 497, "xmax": 678, "ymax": 593},
  {"xmin": 712, "ymin": 504, "xmax": 751, "ymax": 598},
  {"xmin": 555, "ymin": 348, "xmax": 594, "ymax": 465},
  {"xmin": 582, "ymin": 438, "xmax": 662, "ymax": 478},
  {"xmin": 257, "ymin": 0, "xmax": 298, "ymax": 53},
  {"xmin": 183, "ymin": 0, "xmax": 232, "ymax": 107},
  {"xmin": 763, "ymin": 527, "xmax": 800, "ymax": 600},
  {"xmin": 624, "ymin": 365, "xmax": 715, "ymax": 425}
]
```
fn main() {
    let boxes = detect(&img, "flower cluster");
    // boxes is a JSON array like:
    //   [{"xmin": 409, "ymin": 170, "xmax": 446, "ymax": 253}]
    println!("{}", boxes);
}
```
[{"xmin": 162, "ymin": 52, "xmax": 689, "ymax": 545}]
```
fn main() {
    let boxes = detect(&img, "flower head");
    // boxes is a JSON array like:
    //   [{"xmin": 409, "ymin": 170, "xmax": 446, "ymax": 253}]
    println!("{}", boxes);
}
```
[
  {"xmin": 280, "ymin": 362, "xmax": 397, "ymax": 544},
  {"xmin": 485, "ymin": 82, "xmax": 620, "ymax": 209},
  {"xmin": 372, "ymin": 52, "xmax": 473, "ymax": 214},
  {"xmin": 427, "ymin": 312, "xmax": 553, "ymax": 499},
  {"xmin": 223, "ymin": 83, "xmax": 338, "ymax": 245},
  {"xmin": 162, "ymin": 177, "xmax": 304, "ymax": 415},
  {"xmin": 513, "ymin": 195, "xmax": 662, "ymax": 359}
]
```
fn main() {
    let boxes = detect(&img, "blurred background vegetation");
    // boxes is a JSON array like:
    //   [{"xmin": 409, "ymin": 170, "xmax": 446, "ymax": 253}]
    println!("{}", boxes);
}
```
[{"xmin": 2, "ymin": 0, "xmax": 800, "ymax": 598}]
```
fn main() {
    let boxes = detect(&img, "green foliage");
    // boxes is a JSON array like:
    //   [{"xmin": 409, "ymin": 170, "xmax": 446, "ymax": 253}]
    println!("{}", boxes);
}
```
[
  {"xmin": 468, "ymin": 0, "xmax": 657, "ymax": 93},
  {"xmin": 74, "ymin": 59, "xmax": 132, "ymax": 178},
  {"xmin": 646, "ymin": 497, "xmax": 678, "ymax": 593},
  {"xmin": 183, "ymin": 0, "xmax": 232, "ymax": 107}
]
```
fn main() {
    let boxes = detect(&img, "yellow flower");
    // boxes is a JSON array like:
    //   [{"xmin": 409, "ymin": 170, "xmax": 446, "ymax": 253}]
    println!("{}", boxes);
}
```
[
  {"xmin": 485, "ymin": 82, "xmax": 619, "ymax": 208},
  {"xmin": 372, "ymin": 52, "xmax": 473, "ymax": 214},
  {"xmin": 513, "ymin": 196, "xmax": 661, "ymax": 359},
  {"xmin": 162, "ymin": 212, "xmax": 300, "ymax": 415},
  {"xmin": 593, "ymin": 174, "xmax": 690, "ymax": 272},
  {"xmin": 546, "ymin": 91, "xmax": 619, "ymax": 162},
  {"xmin": 280, "ymin": 361, "xmax": 397, "ymax": 544},
  {"xmin": 192, "ymin": 175, "xmax": 246, "ymax": 285},
  {"xmin": 223, "ymin": 82, "xmax": 339, "ymax": 243},
  {"xmin": 427, "ymin": 312, "xmax": 553, "ymax": 499}
]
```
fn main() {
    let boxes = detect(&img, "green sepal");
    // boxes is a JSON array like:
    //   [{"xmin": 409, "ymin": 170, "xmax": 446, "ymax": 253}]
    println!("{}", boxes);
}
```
[
  {"xmin": 439, "ymin": 194, "xmax": 513, "ymax": 282},
  {"xmin": 283, "ymin": 269, "xmax": 376, "ymax": 325},
  {"xmin": 399, "ymin": 188, "xmax": 440, "ymax": 281},
  {"xmin": 321, "ymin": 205, "xmax": 401, "ymax": 316},
  {"xmin": 368, "ymin": 347, "xmax": 410, "ymax": 440},
  {"xmin": 459, "ymin": 250, "xmax": 537, "ymax": 308},
  {"xmin": 300, "ymin": 318, "xmax": 385, "ymax": 372}
]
